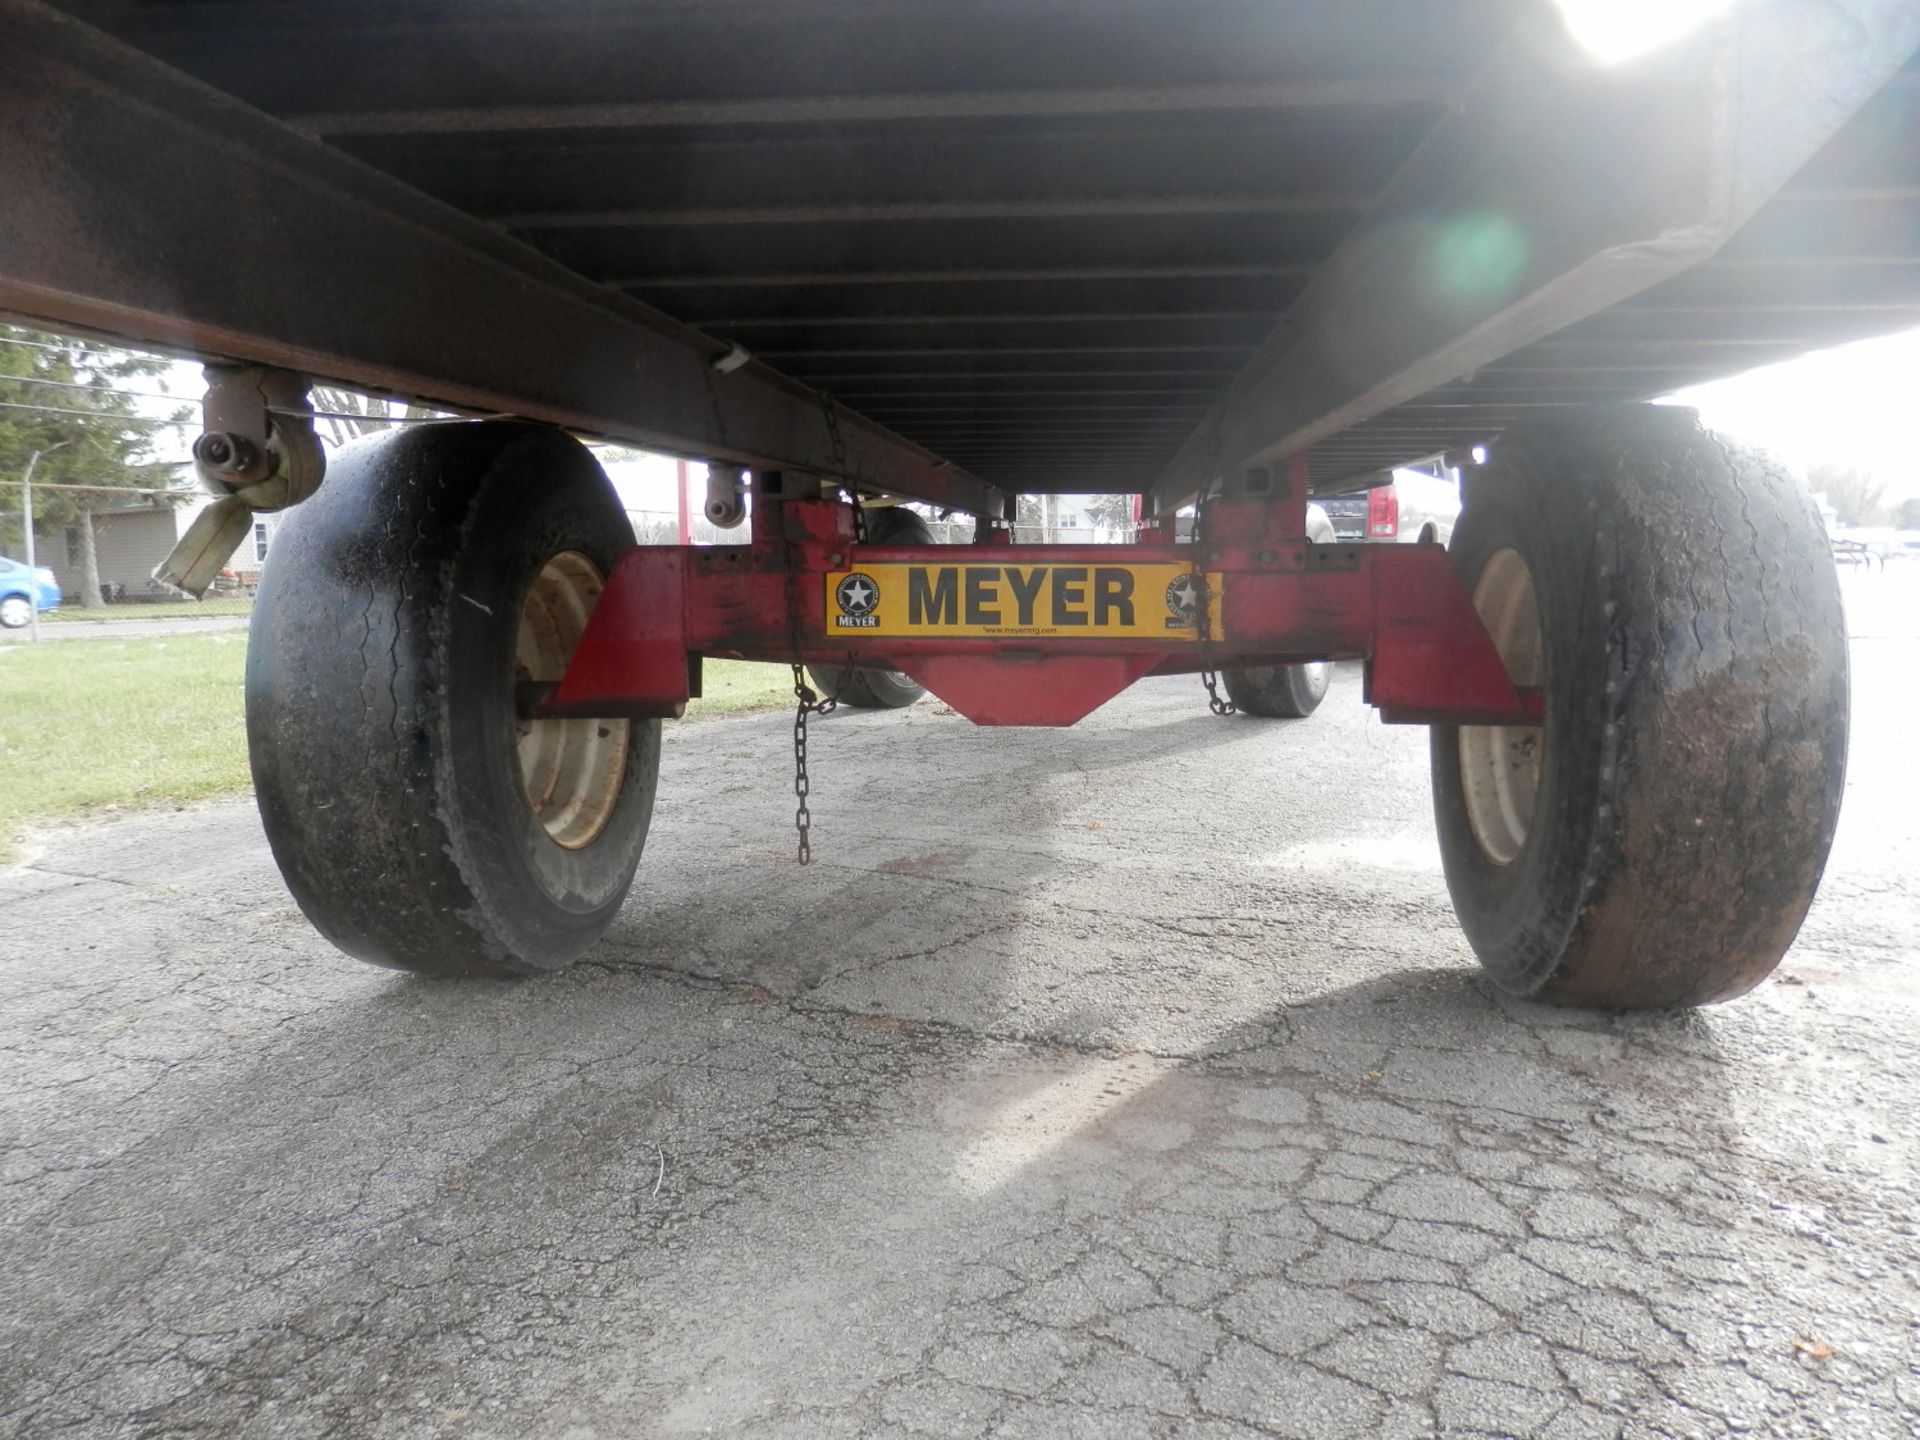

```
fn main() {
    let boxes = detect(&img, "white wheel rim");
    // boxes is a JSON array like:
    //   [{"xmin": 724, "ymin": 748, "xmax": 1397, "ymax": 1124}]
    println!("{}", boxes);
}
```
[
  {"xmin": 1457, "ymin": 547, "xmax": 1544, "ymax": 865},
  {"xmin": 0, "ymin": 597, "xmax": 29, "ymax": 628},
  {"xmin": 514, "ymin": 552, "xmax": 630, "ymax": 850}
]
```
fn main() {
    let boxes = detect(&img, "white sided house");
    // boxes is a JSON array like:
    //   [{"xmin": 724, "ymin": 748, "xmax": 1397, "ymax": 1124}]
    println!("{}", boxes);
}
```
[{"xmin": 44, "ymin": 490, "xmax": 283, "ymax": 601}]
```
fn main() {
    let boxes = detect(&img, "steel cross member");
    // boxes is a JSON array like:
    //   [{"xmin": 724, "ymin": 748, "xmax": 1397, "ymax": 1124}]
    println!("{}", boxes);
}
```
[{"xmin": 544, "ymin": 488, "xmax": 1538, "ymax": 729}]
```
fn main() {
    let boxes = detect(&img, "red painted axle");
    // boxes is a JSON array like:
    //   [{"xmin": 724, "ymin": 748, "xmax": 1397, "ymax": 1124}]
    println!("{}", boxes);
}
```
[{"xmin": 548, "ymin": 495, "xmax": 1540, "ymax": 728}]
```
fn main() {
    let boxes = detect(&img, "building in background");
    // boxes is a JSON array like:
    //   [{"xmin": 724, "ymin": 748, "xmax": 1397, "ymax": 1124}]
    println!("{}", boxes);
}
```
[{"xmin": 41, "ymin": 487, "xmax": 282, "ymax": 601}]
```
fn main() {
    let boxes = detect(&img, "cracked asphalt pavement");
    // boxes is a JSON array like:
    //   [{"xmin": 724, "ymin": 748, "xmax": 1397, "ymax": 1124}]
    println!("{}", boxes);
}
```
[{"xmin": 3, "ymin": 614, "xmax": 1917, "ymax": 1437}]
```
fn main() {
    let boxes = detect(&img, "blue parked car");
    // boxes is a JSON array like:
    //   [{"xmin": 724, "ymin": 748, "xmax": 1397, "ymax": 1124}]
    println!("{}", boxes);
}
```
[{"xmin": 0, "ymin": 555, "xmax": 61, "ymax": 628}]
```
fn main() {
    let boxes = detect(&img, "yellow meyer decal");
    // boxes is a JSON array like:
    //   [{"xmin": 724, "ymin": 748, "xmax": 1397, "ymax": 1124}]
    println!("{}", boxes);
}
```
[{"xmin": 825, "ymin": 562, "xmax": 1221, "ymax": 640}]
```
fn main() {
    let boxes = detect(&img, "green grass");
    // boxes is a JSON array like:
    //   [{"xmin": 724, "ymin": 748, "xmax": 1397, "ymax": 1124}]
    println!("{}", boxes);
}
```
[
  {"xmin": 0, "ymin": 638, "xmax": 795, "ymax": 860},
  {"xmin": 694, "ymin": 658, "xmax": 802, "ymax": 715},
  {"xmin": 43, "ymin": 598, "xmax": 254, "ymax": 622},
  {"xmin": 0, "ymin": 632, "xmax": 253, "ymax": 858}
]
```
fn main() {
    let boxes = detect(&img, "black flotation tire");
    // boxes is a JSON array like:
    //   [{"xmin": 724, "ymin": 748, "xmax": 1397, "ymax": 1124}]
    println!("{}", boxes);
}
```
[
  {"xmin": 1223, "ymin": 662, "xmax": 1331, "ymax": 718},
  {"xmin": 247, "ymin": 422, "xmax": 660, "ymax": 978},
  {"xmin": 1430, "ymin": 405, "xmax": 1847, "ymax": 1009},
  {"xmin": 808, "ymin": 506, "xmax": 936, "ymax": 709}
]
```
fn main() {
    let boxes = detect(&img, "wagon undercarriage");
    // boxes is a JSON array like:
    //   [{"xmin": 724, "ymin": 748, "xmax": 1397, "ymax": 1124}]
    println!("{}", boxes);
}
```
[
  {"xmin": 1, "ymin": 0, "xmax": 1911, "ymax": 1005},
  {"xmin": 9, "ymin": 0, "xmax": 1919, "ymax": 504}
]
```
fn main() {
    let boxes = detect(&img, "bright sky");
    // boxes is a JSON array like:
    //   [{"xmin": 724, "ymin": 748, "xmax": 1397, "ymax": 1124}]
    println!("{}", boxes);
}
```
[
  {"xmin": 1664, "ymin": 325, "xmax": 1920, "ymax": 501},
  {"xmin": 599, "ymin": 452, "xmax": 700, "ymax": 520},
  {"xmin": 140, "ymin": 324, "xmax": 1920, "ymax": 507}
]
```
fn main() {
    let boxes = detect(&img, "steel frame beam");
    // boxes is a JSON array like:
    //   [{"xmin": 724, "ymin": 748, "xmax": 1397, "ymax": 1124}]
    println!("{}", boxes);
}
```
[
  {"xmin": 1151, "ymin": 0, "xmax": 1920, "ymax": 504},
  {"xmin": 10, "ymin": 0, "xmax": 1914, "ymax": 516},
  {"xmin": 623, "ymin": 265, "xmax": 1315, "ymax": 289},
  {"xmin": 0, "ymin": 0, "xmax": 1005, "ymax": 518},
  {"xmin": 287, "ymin": 79, "xmax": 1459, "ymax": 140},
  {"xmin": 494, "ymin": 195, "xmax": 1370, "ymax": 231},
  {"xmin": 546, "ymin": 491, "xmax": 1538, "ymax": 729}
]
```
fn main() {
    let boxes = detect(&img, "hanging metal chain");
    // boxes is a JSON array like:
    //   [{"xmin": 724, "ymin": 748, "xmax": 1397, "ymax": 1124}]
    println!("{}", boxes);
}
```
[
  {"xmin": 819, "ymin": 391, "xmax": 872, "ymax": 546},
  {"xmin": 1201, "ymin": 662, "xmax": 1236, "ymax": 716},
  {"xmin": 791, "ymin": 663, "xmax": 837, "ymax": 865},
  {"xmin": 1191, "ymin": 481, "xmax": 1236, "ymax": 715},
  {"xmin": 820, "ymin": 393, "xmax": 850, "ymax": 472},
  {"xmin": 1198, "ymin": 568, "xmax": 1235, "ymax": 716}
]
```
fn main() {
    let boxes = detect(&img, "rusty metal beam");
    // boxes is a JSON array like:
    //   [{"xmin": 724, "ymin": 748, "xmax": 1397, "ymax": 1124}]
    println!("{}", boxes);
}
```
[
  {"xmin": 1151, "ymin": 0, "xmax": 1920, "ymax": 505},
  {"xmin": 758, "ymin": 346, "xmax": 1257, "ymax": 359},
  {"xmin": 854, "ymin": 403, "xmax": 1215, "ymax": 415},
  {"xmin": 497, "ymin": 195, "xmax": 1370, "ymax": 231},
  {"xmin": 287, "ymin": 78, "xmax": 1459, "ymax": 139},
  {"xmin": 696, "ymin": 311, "xmax": 1275, "ymax": 329},
  {"xmin": 804, "ymin": 372, "xmax": 1239, "ymax": 386},
  {"xmin": 623, "ymin": 265, "xmax": 1316, "ymax": 289},
  {"xmin": 0, "ymin": 0, "xmax": 1005, "ymax": 517}
]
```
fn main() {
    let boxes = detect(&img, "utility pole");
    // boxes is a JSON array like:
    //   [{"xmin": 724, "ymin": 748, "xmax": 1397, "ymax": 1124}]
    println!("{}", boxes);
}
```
[{"xmin": 19, "ymin": 441, "xmax": 70, "ymax": 643}]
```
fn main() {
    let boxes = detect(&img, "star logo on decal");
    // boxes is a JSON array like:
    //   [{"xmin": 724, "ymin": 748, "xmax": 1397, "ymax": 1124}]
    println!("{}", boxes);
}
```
[
  {"xmin": 1165, "ymin": 574, "xmax": 1203, "ymax": 622},
  {"xmin": 836, "ymin": 572, "xmax": 880, "ymax": 617}
]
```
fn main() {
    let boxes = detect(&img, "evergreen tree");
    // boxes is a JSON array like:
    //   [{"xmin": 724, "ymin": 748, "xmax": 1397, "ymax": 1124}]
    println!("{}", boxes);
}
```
[{"xmin": 0, "ymin": 324, "xmax": 191, "ymax": 604}]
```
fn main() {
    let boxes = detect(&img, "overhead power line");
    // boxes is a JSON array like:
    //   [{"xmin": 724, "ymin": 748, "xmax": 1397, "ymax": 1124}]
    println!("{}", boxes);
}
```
[
  {"xmin": 5, "ymin": 372, "xmax": 194, "ymax": 407},
  {"xmin": 0, "ymin": 398, "xmax": 190, "ymax": 425},
  {"xmin": 14, "ymin": 479, "xmax": 190, "ymax": 495},
  {"xmin": 0, "ymin": 334, "xmax": 75, "ymax": 354},
  {"xmin": 0, "ymin": 331, "xmax": 176, "ymax": 362}
]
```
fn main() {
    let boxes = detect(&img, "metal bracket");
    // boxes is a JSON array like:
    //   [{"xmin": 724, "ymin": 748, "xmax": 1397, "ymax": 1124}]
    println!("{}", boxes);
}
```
[
  {"xmin": 1305, "ymin": 545, "xmax": 1366, "ymax": 573},
  {"xmin": 155, "ymin": 364, "xmax": 325, "ymax": 597},
  {"xmin": 704, "ymin": 465, "xmax": 747, "ymax": 528}
]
